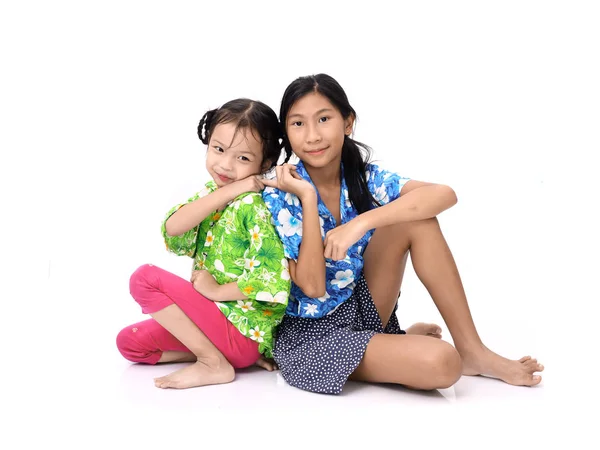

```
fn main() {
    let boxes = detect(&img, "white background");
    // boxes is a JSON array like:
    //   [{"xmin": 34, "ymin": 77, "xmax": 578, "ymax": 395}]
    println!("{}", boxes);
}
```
[{"xmin": 1, "ymin": 1, "xmax": 599, "ymax": 448}]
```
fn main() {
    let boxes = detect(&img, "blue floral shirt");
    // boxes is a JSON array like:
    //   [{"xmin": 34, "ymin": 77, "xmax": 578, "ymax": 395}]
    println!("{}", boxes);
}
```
[{"xmin": 263, "ymin": 161, "xmax": 410, "ymax": 318}]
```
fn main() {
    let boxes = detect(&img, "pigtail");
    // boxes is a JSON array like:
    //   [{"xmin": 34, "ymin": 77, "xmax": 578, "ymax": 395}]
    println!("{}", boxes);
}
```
[
  {"xmin": 341, "ymin": 136, "xmax": 381, "ymax": 214},
  {"xmin": 197, "ymin": 108, "xmax": 217, "ymax": 144},
  {"xmin": 282, "ymin": 136, "xmax": 293, "ymax": 163}
]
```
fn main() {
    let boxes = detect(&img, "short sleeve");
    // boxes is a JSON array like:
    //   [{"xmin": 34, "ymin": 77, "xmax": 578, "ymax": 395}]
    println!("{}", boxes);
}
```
[
  {"xmin": 366, "ymin": 164, "xmax": 411, "ymax": 206},
  {"xmin": 234, "ymin": 193, "xmax": 291, "ymax": 305},
  {"xmin": 161, "ymin": 183, "xmax": 215, "ymax": 257},
  {"xmin": 262, "ymin": 187, "xmax": 302, "ymax": 261}
]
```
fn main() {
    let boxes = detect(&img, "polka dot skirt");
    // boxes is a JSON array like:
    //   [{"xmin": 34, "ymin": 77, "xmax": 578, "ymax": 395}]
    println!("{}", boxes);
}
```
[{"xmin": 273, "ymin": 276, "xmax": 405, "ymax": 395}]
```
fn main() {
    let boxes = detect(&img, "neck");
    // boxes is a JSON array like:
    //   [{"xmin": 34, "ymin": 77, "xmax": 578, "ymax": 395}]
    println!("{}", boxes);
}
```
[{"xmin": 303, "ymin": 156, "xmax": 342, "ymax": 190}]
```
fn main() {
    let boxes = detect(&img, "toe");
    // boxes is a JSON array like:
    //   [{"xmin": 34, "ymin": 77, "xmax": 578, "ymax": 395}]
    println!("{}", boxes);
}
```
[
  {"xmin": 519, "ymin": 356, "xmax": 531, "ymax": 362},
  {"xmin": 529, "ymin": 375, "xmax": 542, "ymax": 386}
]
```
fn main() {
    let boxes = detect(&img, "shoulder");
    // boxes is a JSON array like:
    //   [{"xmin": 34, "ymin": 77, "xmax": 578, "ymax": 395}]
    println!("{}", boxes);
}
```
[{"xmin": 262, "ymin": 186, "xmax": 290, "ymax": 212}]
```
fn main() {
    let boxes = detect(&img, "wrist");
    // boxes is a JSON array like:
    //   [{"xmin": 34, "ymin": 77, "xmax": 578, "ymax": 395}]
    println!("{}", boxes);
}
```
[
  {"xmin": 220, "ymin": 182, "xmax": 242, "ymax": 202},
  {"xmin": 298, "ymin": 189, "xmax": 317, "ymax": 204},
  {"xmin": 355, "ymin": 211, "xmax": 373, "ymax": 233}
]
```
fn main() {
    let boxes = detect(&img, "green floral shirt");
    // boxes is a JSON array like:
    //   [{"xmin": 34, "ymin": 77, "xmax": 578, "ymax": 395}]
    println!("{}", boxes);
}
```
[{"xmin": 161, "ymin": 181, "xmax": 291, "ymax": 358}]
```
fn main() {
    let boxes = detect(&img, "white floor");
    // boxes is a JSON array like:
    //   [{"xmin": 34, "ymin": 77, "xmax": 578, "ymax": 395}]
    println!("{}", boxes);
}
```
[{"xmin": 6, "ymin": 273, "xmax": 592, "ymax": 450}]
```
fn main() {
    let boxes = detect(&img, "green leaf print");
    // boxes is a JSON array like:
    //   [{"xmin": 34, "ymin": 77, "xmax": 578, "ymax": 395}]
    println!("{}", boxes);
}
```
[
  {"xmin": 257, "ymin": 238, "xmax": 280, "ymax": 265},
  {"xmin": 226, "ymin": 234, "xmax": 248, "ymax": 256}
]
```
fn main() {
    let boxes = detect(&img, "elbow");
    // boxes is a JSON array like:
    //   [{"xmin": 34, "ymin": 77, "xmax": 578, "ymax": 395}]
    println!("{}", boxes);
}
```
[
  {"xmin": 164, "ymin": 219, "xmax": 180, "ymax": 237},
  {"xmin": 305, "ymin": 286, "xmax": 326, "ymax": 299},
  {"xmin": 302, "ymin": 281, "xmax": 326, "ymax": 299},
  {"xmin": 296, "ymin": 279, "xmax": 326, "ymax": 299},
  {"xmin": 443, "ymin": 185, "xmax": 458, "ymax": 207}
]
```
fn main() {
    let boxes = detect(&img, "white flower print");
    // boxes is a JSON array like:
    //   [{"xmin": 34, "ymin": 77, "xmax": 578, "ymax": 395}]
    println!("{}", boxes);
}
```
[
  {"xmin": 243, "ymin": 195, "xmax": 254, "ymax": 204},
  {"xmin": 204, "ymin": 230, "xmax": 214, "ymax": 247},
  {"xmin": 331, "ymin": 269, "xmax": 355, "ymax": 289},
  {"xmin": 278, "ymin": 209, "xmax": 302, "ymax": 237},
  {"xmin": 285, "ymin": 192, "xmax": 300, "ymax": 207},
  {"xmin": 280, "ymin": 258, "xmax": 290, "ymax": 280},
  {"xmin": 244, "ymin": 256, "xmax": 261, "ymax": 272},
  {"xmin": 214, "ymin": 259, "xmax": 238, "ymax": 279},
  {"xmin": 343, "ymin": 188, "xmax": 351, "ymax": 208},
  {"xmin": 304, "ymin": 304, "xmax": 318, "ymax": 316},
  {"xmin": 373, "ymin": 184, "xmax": 389, "ymax": 204},
  {"xmin": 236, "ymin": 300, "xmax": 255, "ymax": 313},
  {"xmin": 257, "ymin": 268, "xmax": 276, "ymax": 284},
  {"xmin": 249, "ymin": 326, "xmax": 265, "ymax": 342},
  {"xmin": 256, "ymin": 291, "xmax": 289, "ymax": 304},
  {"xmin": 249, "ymin": 225, "xmax": 264, "ymax": 250},
  {"xmin": 254, "ymin": 204, "xmax": 269, "ymax": 221}
]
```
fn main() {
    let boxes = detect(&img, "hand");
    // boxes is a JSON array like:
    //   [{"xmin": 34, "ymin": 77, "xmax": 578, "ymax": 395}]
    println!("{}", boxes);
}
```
[
  {"xmin": 262, "ymin": 164, "xmax": 315, "ymax": 201},
  {"xmin": 254, "ymin": 356, "xmax": 278, "ymax": 372},
  {"xmin": 228, "ymin": 174, "xmax": 265, "ymax": 197},
  {"xmin": 324, "ymin": 218, "xmax": 368, "ymax": 261},
  {"xmin": 190, "ymin": 269, "xmax": 219, "ymax": 298}
]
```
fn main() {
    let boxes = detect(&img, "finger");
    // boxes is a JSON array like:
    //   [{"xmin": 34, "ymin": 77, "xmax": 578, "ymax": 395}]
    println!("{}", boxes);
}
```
[
  {"xmin": 289, "ymin": 170, "xmax": 303, "ymax": 180},
  {"xmin": 261, "ymin": 178, "xmax": 278, "ymax": 188},
  {"xmin": 323, "ymin": 242, "xmax": 332, "ymax": 260},
  {"xmin": 255, "ymin": 175, "xmax": 265, "ymax": 189}
]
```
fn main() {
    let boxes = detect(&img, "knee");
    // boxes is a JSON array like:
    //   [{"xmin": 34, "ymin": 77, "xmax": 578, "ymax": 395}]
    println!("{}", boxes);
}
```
[
  {"xmin": 425, "ymin": 342, "xmax": 462, "ymax": 389},
  {"xmin": 129, "ymin": 264, "xmax": 160, "ymax": 296},
  {"xmin": 116, "ymin": 324, "xmax": 157, "ymax": 363},
  {"xmin": 116, "ymin": 326, "xmax": 142, "ymax": 362}
]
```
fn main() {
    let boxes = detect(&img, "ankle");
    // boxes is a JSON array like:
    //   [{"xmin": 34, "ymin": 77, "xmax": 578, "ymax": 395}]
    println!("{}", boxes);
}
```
[
  {"xmin": 456, "ymin": 342, "xmax": 488, "ymax": 358},
  {"xmin": 196, "ymin": 354, "xmax": 229, "ymax": 367}
]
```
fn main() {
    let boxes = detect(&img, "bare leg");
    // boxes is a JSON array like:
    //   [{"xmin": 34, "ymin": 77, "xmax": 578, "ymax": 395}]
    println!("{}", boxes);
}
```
[
  {"xmin": 151, "ymin": 304, "xmax": 234, "ymax": 389},
  {"xmin": 350, "ymin": 334, "xmax": 462, "ymax": 390},
  {"xmin": 157, "ymin": 351, "xmax": 196, "ymax": 363},
  {"xmin": 363, "ymin": 217, "xmax": 543, "ymax": 387}
]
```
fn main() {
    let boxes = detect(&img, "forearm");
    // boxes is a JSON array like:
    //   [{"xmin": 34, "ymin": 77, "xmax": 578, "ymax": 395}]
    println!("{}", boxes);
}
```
[
  {"xmin": 294, "ymin": 192, "xmax": 326, "ymax": 298},
  {"xmin": 207, "ymin": 282, "xmax": 248, "ymax": 302},
  {"xmin": 358, "ymin": 184, "xmax": 457, "ymax": 230},
  {"xmin": 165, "ymin": 185, "xmax": 239, "ymax": 236}
]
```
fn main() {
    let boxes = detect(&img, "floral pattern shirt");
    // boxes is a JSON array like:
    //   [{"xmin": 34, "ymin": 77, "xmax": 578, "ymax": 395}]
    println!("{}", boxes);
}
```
[
  {"xmin": 162, "ymin": 181, "xmax": 291, "ymax": 357},
  {"xmin": 263, "ymin": 161, "xmax": 410, "ymax": 319}
]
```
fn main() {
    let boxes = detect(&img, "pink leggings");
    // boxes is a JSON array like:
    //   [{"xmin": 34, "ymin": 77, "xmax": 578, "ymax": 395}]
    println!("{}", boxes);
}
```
[{"xmin": 116, "ymin": 264, "xmax": 260, "ymax": 368}]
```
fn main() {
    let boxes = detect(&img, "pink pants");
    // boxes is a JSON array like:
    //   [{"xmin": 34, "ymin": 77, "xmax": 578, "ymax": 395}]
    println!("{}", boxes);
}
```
[{"xmin": 116, "ymin": 264, "xmax": 260, "ymax": 368}]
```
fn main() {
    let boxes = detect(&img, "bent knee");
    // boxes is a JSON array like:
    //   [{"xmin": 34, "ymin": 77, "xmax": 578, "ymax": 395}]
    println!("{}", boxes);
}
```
[
  {"xmin": 129, "ymin": 264, "xmax": 160, "ymax": 295},
  {"xmin": 425, "ymin": 342, "xmax": 462, "ymax": 389},
  {"xmin": 116, "ymin": 325, "xmax": 156, "ymax": 363}
]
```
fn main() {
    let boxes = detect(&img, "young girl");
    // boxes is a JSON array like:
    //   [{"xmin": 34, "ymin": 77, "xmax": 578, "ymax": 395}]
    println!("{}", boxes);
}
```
[
  {"xmin": 116, "ymin": 98, "xmax": 291, "ymax": 389},
  {"xmin": 262, "ymin": 74, "xmax": 544, "ymax": 395}
]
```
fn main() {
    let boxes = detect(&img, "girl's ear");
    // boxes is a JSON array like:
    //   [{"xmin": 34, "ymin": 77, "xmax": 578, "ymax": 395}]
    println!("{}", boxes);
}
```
[{"xmin": 344, "ymin": 114, "xmax": 355, "ymax": 136}]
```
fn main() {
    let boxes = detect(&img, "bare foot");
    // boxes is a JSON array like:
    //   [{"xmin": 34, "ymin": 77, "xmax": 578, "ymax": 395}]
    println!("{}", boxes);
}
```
[
  {"xmin": 254, "ymin": 356, "xmax": 278, "ymax": 371},
  {"xmin": 154, "ymin": 357, "xmax": 235, "ymax": 389},
  {"xmin": 405, "ymin": 322, "xmax": 442, "ymax": 339},
  {"xmin": 461, "ymin": 347, "xmax": 544, "ymax": 386}
]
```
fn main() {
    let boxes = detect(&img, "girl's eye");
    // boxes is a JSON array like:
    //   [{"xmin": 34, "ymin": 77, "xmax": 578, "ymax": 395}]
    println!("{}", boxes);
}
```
[
  {"xmin": 214, "ymin": 146, "xmax": 224, "ymax": 153},
  {"xmin": 291, "ymin": 121, "xmax": 302, "ymax": 127},
  {"xmin": 239, "ymin": 156, "xmax": 250, "ymax": 162},
  {"xmin": 319, "ymin": 116, "xmax": 329, "ymax": 123}
]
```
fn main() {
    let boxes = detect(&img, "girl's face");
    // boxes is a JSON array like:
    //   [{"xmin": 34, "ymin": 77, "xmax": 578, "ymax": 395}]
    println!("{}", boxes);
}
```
[
  {"xmin": 205, "ymin": 122, "xmax": 265, "ymax": 187},
  {"xmin": 285, "ymin": 92, "xmax": 353, "ymax": 170}
]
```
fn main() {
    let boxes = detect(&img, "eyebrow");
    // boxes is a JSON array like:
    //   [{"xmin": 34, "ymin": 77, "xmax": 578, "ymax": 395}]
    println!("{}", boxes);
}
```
[
  {"xmin": 288, "ymin": 108, "xmax": 334, "ymax": 120},
  {"xmin": 212, "ymin": 139, "xmax": 258, "ymax": 156}
]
